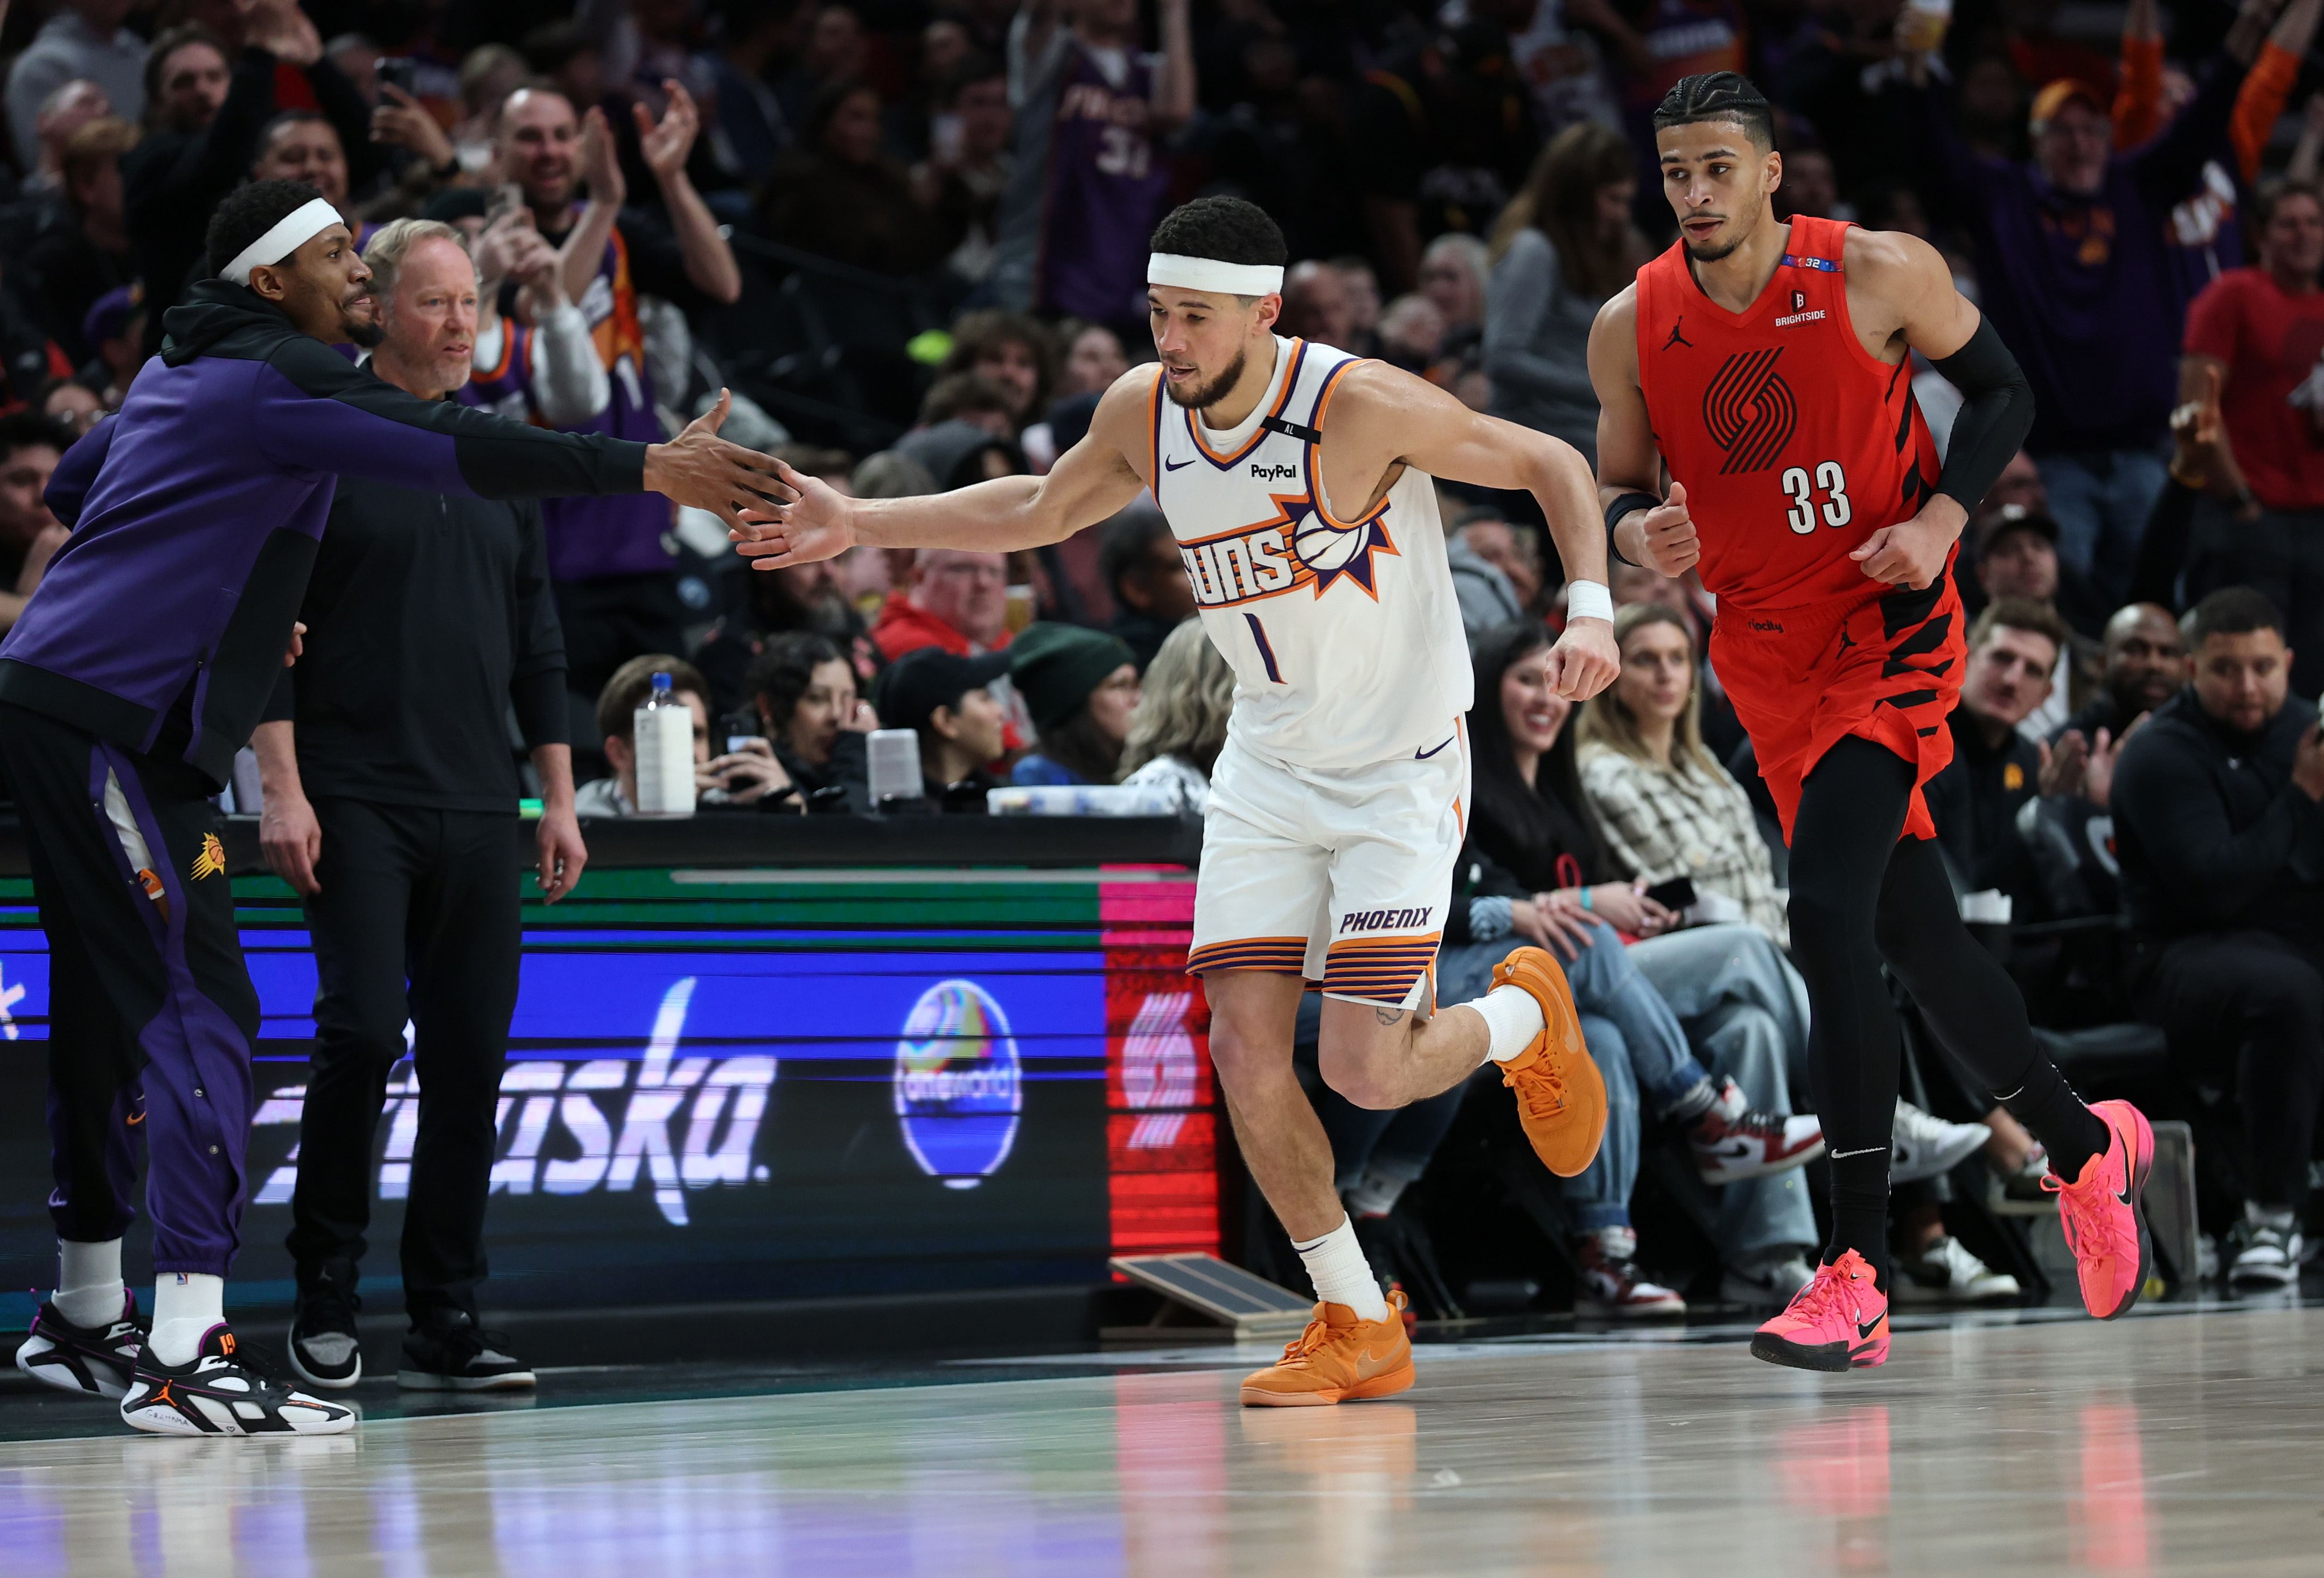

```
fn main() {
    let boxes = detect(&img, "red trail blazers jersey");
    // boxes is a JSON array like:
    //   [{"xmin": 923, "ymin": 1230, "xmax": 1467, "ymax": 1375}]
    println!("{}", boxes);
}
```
[
  {"xmin": 1634, "ymin": 214, "xmax": 1941, "ymax": 613},
  {"xmin": 1636, "ymin": 216, "xmax": 1963, "ymax": 844}
]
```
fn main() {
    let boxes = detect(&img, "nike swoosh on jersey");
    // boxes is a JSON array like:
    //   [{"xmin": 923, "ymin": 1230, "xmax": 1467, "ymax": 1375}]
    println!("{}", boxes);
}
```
[
  {"xmin": 1163, "ymin": 456, "xmax": 1196, "ymax": 471},
  {"xmin": 1414, "ymin": 735, "xmax": 1455, "ymax": 760}
]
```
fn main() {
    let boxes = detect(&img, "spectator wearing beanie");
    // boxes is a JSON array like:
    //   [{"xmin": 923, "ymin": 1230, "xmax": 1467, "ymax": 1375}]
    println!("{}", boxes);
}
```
[{"xmin": 1009, "ymin": 623, "xmax": 1140, "ymax": 787}]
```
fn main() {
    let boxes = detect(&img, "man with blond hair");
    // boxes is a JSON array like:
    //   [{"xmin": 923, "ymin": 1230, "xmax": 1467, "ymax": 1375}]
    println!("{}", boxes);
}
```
[{"xmin": 254, "ymin": 218, "xmax": 585, "ymax": 1399}]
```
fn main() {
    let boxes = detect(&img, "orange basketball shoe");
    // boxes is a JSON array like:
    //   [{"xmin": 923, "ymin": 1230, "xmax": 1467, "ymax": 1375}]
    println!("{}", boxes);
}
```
[
  {"xmin": 2043, "ymin": 1097, "xmax": 2154, "ymax": 1320},
  {"xmin": 1240, "ymin": 1291, "xmax": 1414, "ymax": 1407},
  {"xmin": 1489, "ymin": 946, "xmax": 1607, "ymax": 1177}
]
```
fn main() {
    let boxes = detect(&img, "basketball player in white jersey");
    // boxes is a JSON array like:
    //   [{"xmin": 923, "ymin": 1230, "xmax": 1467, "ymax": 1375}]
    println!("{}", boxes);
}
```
[{"xmin": 741, "ymin": 198, "xmax": 1621, "ymax": 1403}]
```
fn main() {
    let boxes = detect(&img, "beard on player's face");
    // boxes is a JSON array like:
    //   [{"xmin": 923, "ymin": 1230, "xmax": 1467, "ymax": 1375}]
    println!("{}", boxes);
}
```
[{"xmin": 1164, "ymin": 346, "xmax": 1247, "ymax": 411}]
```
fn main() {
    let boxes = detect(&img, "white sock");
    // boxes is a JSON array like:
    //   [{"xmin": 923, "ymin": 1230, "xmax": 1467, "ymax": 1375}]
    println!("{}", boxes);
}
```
[
  {"xmin": 1470, "ymin": 984, "xmax": 1546, "ymax": 1063},
  {"xmin": 53, "ymin": 1238, "xmax": 124, "ymax": 1328},
  {"xmin": 1292, "ymin": 1214, "xmax": 1390, "ymax": 1321},
  {"xmin": 149, "ymin": 1273, "xmax": 226, "ymax": 1367}
]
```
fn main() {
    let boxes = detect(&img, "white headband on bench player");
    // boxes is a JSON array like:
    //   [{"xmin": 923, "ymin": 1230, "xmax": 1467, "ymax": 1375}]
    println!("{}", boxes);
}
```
[
  {"xmin": 1147, "ymin": 253, "xmax": 1285, "ymax": 296},
  {"xmin": 222, "ymin": 198, "xmax": 346, "ymax": 287}
]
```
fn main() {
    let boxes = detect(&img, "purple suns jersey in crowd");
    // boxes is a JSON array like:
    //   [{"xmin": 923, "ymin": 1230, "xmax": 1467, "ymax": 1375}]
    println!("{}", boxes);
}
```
[
  {"xmin": 0, "ymin": 280, "xmax": 646, "ymax": 786},
  {"xmin": 994, "ymin": 37, "xmax": 1173, "ymax": 323},
  {"xmin": 463, "ymin": 227, "xmax": 674, "ymax": 583}
]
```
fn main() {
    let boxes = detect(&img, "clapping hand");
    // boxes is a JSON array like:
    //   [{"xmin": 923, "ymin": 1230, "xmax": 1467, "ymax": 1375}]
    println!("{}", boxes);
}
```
[{"xmin": 635, "ymin": 80, "xmax": 702, "ymax": 183}]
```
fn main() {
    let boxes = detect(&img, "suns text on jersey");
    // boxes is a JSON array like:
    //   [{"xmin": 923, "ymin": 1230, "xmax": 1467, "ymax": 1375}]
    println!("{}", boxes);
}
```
[{"xmin": 1177, "ymin": 502, "xmax": 1314, "ymax": 608}]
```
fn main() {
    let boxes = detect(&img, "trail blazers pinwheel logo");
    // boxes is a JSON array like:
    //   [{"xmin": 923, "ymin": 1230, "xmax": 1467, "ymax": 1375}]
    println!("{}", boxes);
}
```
[
  {"xmin": 190, "ymin": 833, "xmax": 225, "ymax": 880},
  {"xmin": 1702, "ymin": 347, "xmax": 1796, "ymax": 474}
]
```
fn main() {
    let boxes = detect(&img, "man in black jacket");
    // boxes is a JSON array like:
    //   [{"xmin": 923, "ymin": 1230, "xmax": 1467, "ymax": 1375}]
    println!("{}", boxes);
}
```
[
  {"xmin": 1925, "ymin": 600, "xmax": 2063, "ymax": 917},
  {"xmin": 2112, "ymin": 588, "xmax": 2324, "ymax": 1287},
  {"xmin": 254, "ymin": 218, "xmax": 584, "ymax": 1396},
  {"xmin": 2054, "ymin": 602, "xmax": 2185, "ymax": 747}
]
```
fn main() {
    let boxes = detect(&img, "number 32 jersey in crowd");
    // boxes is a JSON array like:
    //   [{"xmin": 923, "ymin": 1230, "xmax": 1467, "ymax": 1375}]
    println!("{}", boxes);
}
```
[
  {"xmin": 1147, "ymin": 337, "xmax": 1471, "ymax": 771},
  {"xmin": 1634, "ymin": 214, "xmax": 1942, "ymax": 613}
]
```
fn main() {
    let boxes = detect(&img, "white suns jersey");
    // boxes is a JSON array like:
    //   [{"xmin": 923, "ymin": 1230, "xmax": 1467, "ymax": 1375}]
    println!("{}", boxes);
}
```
[{"xmin": 1147, "ymin": 337, "xmax": 1472, "ymax": 771}]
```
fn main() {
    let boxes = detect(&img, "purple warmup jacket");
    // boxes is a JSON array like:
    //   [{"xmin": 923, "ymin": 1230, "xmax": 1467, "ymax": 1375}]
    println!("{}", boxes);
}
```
[{"xmin": 0, "ymin": 280, "xmax": 650, "ymax": 788}]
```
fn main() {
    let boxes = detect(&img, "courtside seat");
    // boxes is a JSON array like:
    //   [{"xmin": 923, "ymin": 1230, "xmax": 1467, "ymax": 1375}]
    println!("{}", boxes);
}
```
[{"xmin": 2033, "ymin": 1022, "xmax": 2171, "ymax": 1086}]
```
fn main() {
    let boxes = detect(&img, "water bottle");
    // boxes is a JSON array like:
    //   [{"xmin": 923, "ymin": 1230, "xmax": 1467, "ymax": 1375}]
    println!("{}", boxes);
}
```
[{"xmin": 632, "ymin": 671, "xmax": 696, "ymax": 817}]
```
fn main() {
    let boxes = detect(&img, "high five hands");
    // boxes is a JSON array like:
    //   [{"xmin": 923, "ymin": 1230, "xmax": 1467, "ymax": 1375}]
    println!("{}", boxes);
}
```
[
  {"xmin": 730, "ymin": 457, "xmax": 857, "ymax": 568},
  {"xmin": 641, "ymin": 390, "xmax": 797, "ymax": 534}
]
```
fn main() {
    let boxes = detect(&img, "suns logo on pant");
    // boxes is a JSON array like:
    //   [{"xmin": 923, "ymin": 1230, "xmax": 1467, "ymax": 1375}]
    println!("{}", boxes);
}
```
[
  {"xmin": 189, "ymin": 833, "xmax": 225, "ymax": 881},
  {"xmin": 1178, "ymin": 493, "xmax": 1399, "ymax": 608}
]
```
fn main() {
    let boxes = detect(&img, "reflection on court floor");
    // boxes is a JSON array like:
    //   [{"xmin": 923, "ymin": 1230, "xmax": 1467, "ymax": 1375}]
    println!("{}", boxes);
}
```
[{"xmin": 0, "ymin": 1301, "xmax": 2315, "ymax": 1575}]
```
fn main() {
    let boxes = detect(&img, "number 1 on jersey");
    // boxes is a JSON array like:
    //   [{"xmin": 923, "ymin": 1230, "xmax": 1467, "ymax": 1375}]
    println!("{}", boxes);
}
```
[{"xmin": 1781, "ymin": 461, "xmax": 1852, "ymax": 534}]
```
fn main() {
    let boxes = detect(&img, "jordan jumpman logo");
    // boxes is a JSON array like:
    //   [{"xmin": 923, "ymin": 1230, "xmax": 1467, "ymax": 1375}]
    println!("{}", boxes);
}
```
[{"xmin": 1664, "ymin": 317, "xmax": 1693, "ymax": 351}]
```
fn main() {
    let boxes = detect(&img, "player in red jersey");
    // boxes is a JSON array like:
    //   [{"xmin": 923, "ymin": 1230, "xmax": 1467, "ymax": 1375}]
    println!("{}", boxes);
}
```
[{"xmin": 1589, "ymin": 72, "xmax": 2154, "ymax": 1371}]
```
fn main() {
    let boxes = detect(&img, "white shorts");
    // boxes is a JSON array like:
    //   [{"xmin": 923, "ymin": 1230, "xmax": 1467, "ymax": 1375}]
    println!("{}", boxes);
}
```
[{"xmin": 1185, "ymin": 724, "xmax": 1469, "ymax": 1008}]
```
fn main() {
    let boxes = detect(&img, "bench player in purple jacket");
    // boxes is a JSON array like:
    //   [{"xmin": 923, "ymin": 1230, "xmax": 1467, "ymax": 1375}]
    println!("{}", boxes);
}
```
[{"xmin": 0, "ymin": 179, "xmax": 786, "ymax": 1436}]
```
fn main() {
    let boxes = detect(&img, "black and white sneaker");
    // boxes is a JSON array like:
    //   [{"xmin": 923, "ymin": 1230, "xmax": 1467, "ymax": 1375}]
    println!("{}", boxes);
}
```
[
  {"xmin": 119, "ymin": 1325, "xmax": 357, "ymax": 1436},
  {"xmin": 15, "ymin": 1290, "xmax": 143, "ymax": 1399},
  {"xmin": 398, "ymin": 1311, "xmax": 534, "ymax": 1392},
  {"xmin": 2226, "ymin": 1211, "xmax": 2304, "ymax": 1288},
  {"xmin": 288, "ymin": 1274, "xmax": 363, "ymax": 1391}
]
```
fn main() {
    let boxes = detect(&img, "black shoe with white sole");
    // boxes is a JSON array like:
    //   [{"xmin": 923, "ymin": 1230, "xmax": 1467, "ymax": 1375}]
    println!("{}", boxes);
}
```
[
  {"xmin": 288, "ymin": 1273, "xmax": 362, "ymax": 1391},
  {"xmin": 398, "ymin": 1312, "xmax": 534, "ymax": 1392},
  {"xmin": 119, "ymin": 1325, "xmax": 357, "ymax": 1436},
  {"xmin": 15, "ymin": 1291, "xmax": 143, "ymax": 1399},
  {"xmin": 2226, "ymin": 1215, "xmax": 2304, "ymax": 1288}
]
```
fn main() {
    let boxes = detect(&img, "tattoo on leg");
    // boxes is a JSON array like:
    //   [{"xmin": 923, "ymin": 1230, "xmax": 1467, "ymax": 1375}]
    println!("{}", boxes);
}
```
[{"xmin": 1375, "ymin": 1006, "xmax": 1405, "ymax": 1026}]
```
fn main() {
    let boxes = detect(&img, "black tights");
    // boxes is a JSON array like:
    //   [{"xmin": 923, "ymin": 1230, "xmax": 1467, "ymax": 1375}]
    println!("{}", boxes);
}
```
[{"xmin": 1787, "ymin": 736, "xmax": 2108, "ymax": 1288}]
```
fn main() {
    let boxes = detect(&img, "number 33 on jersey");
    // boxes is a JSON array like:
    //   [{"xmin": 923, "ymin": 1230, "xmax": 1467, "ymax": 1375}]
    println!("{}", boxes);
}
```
[{"xmin": 1636, "ymin": 214, "xmax": 1941, "ymax": 610}]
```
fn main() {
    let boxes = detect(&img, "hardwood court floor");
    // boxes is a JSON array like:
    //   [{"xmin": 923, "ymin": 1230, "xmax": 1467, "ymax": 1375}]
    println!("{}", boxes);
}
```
[{"xmin": 0, "ymin": 1299, "xmax": 2319, "ymax": 1576}]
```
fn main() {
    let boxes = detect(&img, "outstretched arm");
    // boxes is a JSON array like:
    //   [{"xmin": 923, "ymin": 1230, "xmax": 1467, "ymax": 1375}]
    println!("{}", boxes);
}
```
[
  {"xmin": 256, "ymin": 333, "xmax": 786, "ymax": 530},
  {"xmin": 738, "ymin": 367, "xmax": 1155, "ymax": 566},
  {"xmin": 1325, "ymin": 360, "xmax": 1618, "ymax": 699}
]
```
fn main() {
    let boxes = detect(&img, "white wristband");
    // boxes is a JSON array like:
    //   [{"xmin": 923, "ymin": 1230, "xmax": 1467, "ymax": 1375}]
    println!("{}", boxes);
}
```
[{"xmin": 1566, "ymin": 579, "xmax": 1614, "ymax": 624}]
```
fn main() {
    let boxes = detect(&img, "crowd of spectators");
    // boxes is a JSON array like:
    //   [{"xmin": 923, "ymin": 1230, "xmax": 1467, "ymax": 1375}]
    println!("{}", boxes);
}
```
[{"xmin": 5, "ymin": 0, "xmax": 2322, "ymax": 1304}]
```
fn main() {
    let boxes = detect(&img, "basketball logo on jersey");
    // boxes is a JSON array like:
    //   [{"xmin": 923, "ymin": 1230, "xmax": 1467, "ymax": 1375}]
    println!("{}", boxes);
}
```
[
  {"xmin": 1702, "ymin": 347, "xmax": 1797, "ymax": 474},
  {"xmin": 1177, "ymin": 492, "xmax": 1398, "ymax": 608}
]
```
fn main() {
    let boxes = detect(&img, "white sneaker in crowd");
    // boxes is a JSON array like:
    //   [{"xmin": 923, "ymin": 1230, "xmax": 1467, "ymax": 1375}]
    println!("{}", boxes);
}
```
[
  {"xmin": 1891, "ymin": 1101, "xmax": 1990, "ymax": 1184},
  {"xmin": 2226, "ymin": 1206, "xmax": 2304, "ymax": 1289},
  {"xmin": 1721, "ymin": 1253, "xmax": 1817, "ymax": 1311},
  {"xmin": 1893, "ymin": 1234, "xmax": 2021, "ymax": 1305}
]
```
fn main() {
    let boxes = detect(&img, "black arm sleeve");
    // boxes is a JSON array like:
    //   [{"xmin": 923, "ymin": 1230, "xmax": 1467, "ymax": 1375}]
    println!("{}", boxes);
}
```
[
  {"xmin": 261, "ymin": 663, "xmax": 296, "ymax": 725},
  {"xmin": 1929, "ymin": 317, "xmax": 2035, "ymax": 513},
  {"xmin": 2126, "ymin": 472, "xmax": 2200, "ymax": 610},
  {"xmin": 256, "ymin": 332, "xmax": 650, "ymax": 501},
  {"xmin": 508, "ymin": 499, "xmax": 570, "ymax": 749}
]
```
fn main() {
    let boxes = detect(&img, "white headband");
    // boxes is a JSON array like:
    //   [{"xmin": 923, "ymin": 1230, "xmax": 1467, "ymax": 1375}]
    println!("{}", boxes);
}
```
[
  {"xmin": 222, "ymin": 198, "xmax": 345, "ymax": 287},
  {"xmin": 1148, "ymin": 253, "xmax": 1285, "ymax": 296}
]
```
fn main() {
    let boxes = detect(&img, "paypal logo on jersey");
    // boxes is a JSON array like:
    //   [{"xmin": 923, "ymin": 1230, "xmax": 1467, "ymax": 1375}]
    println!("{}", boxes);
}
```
[
  {"xmin": 894, "ymin": 979, "xmax": 1023, "ymax": 1190},
  {"xmin": 1249, "ymin": 462, "xmax": 1299, "ymax": 482}
]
